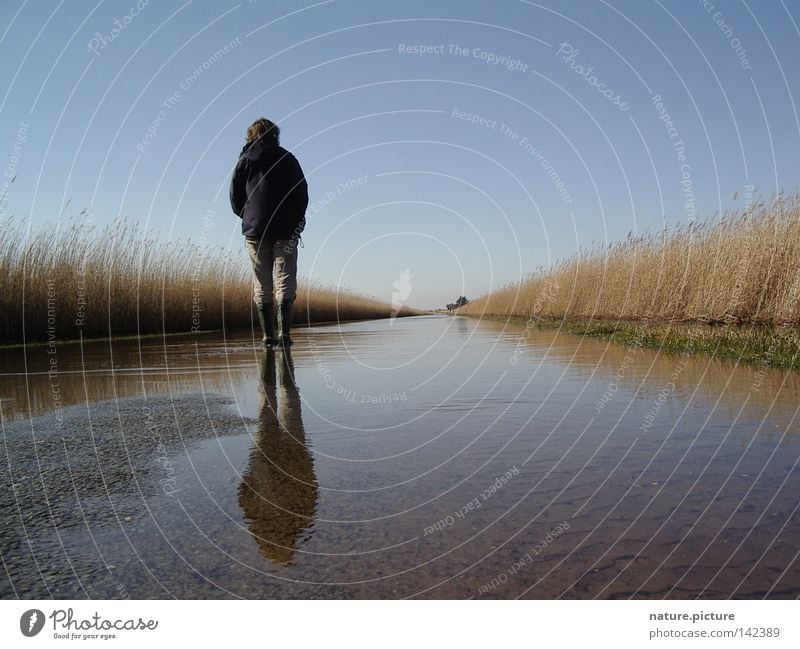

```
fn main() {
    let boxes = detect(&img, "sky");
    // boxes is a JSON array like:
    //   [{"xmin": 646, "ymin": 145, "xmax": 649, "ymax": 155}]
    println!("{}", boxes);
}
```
[{"xmin": 1, "ymin": 0, "xmax": 798, "ymax": 309}]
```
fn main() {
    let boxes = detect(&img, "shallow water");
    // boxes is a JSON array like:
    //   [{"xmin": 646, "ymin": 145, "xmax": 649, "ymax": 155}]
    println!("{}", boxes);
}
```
[{"xmin": 1, "ymin": 315, "xmax": 799, "ymax": 598}]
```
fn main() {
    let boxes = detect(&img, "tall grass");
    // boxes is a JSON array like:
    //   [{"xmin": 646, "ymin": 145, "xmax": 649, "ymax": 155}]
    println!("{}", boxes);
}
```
[
  {"xmin": 0, "ymin": 217, "xmax": 414, "ymax": 345},
  {"xmin": 460, "ymin": 194, "xmax": 800, "ymax": 326}
]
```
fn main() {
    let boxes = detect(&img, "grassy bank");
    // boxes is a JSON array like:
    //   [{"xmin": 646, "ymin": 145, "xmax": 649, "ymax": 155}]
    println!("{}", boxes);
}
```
[
  {"xmin": 0, "ymin": 217, "xmax": 416, "ymax": 345},
  {"xmin": 459, "ymin": 194, "xmax": 800, "ymax": 369},
  {"xmin": 478, "ymin": 315, "xmax": 800, "ymax": 370}
]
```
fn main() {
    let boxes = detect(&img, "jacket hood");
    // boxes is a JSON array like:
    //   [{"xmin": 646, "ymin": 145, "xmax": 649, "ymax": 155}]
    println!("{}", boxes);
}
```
[{"xmin": 240, "ymin": 136, "xmax": 282, "ymax": 164}]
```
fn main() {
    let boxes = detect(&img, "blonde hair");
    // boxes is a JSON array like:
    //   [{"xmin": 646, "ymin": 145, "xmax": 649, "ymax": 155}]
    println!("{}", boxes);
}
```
[{"xmin": 246, "ymin": 118, "xmax": 280, "ymax": 144}]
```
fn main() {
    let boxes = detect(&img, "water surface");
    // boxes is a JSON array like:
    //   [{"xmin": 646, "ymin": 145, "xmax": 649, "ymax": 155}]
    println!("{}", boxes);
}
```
[{"xmin": 1, "ymin": 316, "xmax": 799, "ymax": 598}]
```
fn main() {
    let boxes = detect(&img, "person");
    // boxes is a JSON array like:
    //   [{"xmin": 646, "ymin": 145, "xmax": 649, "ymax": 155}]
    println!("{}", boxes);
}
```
[
  {"xmin": 230, "ymin": 118, "xmax": 308, "ymax": 347},
  {"xmin": 238, "ymin": 349, "xmax": 317, "ymax": 565}
]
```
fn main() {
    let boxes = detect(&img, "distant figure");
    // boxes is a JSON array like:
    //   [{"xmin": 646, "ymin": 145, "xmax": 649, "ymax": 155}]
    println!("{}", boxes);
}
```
[
  {"xmin": 230, "ymin": 118, "xmax": 309, "ymax": 348},
  {"xmin": 446, "ymin": 296, "xmax": 468, "ymax": 314}
]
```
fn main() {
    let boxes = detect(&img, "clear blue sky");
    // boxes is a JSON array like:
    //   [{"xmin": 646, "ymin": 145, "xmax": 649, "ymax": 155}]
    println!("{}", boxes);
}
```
[{"xmin": 1, "ymin": 0, "xmax": 798, "ymax": 309}]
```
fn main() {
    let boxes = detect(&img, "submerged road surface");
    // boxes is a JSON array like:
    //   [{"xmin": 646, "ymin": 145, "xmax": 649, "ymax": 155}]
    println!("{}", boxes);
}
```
[{"xmin": 1, "ymin": 315, "xmax": 799, "ymax": 598}]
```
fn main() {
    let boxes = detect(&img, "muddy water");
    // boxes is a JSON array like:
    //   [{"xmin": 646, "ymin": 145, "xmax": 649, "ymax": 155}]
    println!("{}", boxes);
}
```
[{"xmin": 1, "ymin": 315, "xmax": 799, "ymax": 599}]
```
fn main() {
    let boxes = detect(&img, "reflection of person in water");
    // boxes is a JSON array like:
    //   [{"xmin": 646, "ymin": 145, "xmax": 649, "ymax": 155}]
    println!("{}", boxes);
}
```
[{"xmin": 238, "ymin": 349, "xmax": 317, "ymax": 565}]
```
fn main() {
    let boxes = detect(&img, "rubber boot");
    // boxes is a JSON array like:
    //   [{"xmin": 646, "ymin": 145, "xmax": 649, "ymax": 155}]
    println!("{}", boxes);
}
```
[
  {"xmin": 276, "ymin": 301, "xmax": 294, "ymax": 347},
  {"xmin": 257, "ymin": 303, "xmax": 275, "ymax": 348}
]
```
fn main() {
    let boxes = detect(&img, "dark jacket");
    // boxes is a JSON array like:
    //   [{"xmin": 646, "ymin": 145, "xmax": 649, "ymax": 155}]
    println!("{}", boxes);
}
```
[{"xmin": 229, "ymin": 136, "xmax": 308, "ymax": 242}]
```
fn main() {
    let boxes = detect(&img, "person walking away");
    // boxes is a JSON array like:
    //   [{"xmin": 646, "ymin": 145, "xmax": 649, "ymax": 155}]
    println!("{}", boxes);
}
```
[{"xmin": 230, "ymin": 118, "xmax": 308, "ymax": 347}]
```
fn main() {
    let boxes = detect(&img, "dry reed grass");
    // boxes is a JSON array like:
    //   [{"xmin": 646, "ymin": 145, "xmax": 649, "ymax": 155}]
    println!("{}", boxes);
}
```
[
  {"xmin": 460, "ymin": 194, "xmax": 800, "ymax": 326},
  {"xmin": 0, "ymin": 217, "xmax": 413, "ymax": 344}
]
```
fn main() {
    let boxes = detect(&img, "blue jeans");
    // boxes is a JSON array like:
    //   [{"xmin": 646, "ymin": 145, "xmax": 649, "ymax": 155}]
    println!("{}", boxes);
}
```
[{"xmin": 246, "ymin": 238, "xmax": 298, "ymax": 307}]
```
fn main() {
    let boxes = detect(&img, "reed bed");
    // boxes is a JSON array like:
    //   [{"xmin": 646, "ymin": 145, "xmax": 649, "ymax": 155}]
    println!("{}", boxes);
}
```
[
  {"xmin": 0, "ymin": 217, "xmax": 413, "ymax": 345},
  {"xmin": 459, "ymin": 194, "xmax": 800, "ymax": 368},
  {"xmin": 461, "ymin": 194, "xmax": 800, "ymax": 325}
]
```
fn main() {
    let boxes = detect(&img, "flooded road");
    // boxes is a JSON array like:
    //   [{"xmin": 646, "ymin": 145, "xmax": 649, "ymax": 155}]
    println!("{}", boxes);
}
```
[{"xmin": 1, "ymin": 315, "xmax": 799, "ymax": 598}]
